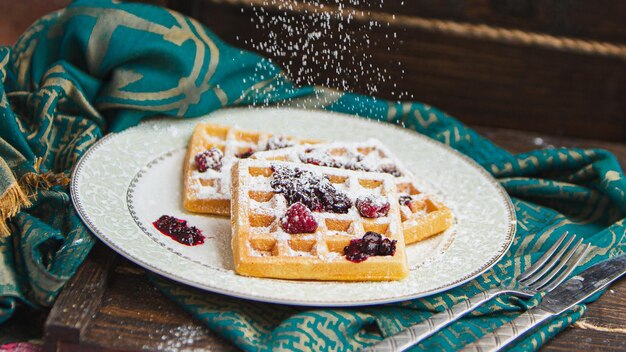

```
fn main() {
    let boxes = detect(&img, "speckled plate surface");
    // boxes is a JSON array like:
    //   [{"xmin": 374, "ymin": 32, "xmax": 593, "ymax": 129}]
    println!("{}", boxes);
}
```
[{"xmin": 71, "ymin": 107, "xmax": 516, "ymax": 307}]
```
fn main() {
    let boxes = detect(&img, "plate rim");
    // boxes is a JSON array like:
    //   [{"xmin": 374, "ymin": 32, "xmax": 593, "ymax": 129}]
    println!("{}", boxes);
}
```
[{"xmin": 70, "ymin": 107, "xmax": 516, "ymax": 307}]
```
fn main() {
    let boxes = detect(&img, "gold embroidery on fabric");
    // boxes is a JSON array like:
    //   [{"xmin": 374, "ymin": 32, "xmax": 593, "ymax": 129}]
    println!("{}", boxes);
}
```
[
  {"xmin": 412, "ymin": 109, "xmax": 438, "ymax": 129},
  {"xmin": 605, "ymin": 171, "xmax": 622, "ymax": 182},
  {"xmin": 233, "ymin": 74, "xmax": 282, "ymax": 104},
  {"xmin": 17, "ymin": 41, "xmax": 38, "ymax": 89},
  {"xmin": 401, "ymin": 102, "xmax": 412, "ymax": 115},
  {"xmin": 42, "ymin": 75, "xmax": 102, "ymax": 120},
  {"xmin": 518, "ymin": 155, "xmax": 540, "ymax": 170},
  {"xmin": 47, "ymin": 7, "xmax": 221, "ymax": 115},
  {"xmin": 213, "ymin": 87, "xmax": 228, "ymax": 106},
  {"xmin": 386, "ymin": 102, "xmax": 397, "ymax": 121}
]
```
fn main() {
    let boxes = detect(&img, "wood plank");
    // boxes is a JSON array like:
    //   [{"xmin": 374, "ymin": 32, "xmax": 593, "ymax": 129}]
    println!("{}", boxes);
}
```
[
  {"xmin": 49, "ymin": 247, "xmax": 626, "ymax": 352},
  {"xmin": 303, "ymin": 0, "xmax": 626, "ymax": 43},
  {"xmin": 75, "ymin": 261, "xmax": 235, "ymax": 351},
  {"xmin": 43, "ymin": 242, "xmax": 117, "ymax": 351},
  {"xmin": 193, "ymin": 1, "xmax": 626, "ymax": 141},
  {"xmin": 543, "ymin": 279, "xmax": 626, "ymax": 352}
]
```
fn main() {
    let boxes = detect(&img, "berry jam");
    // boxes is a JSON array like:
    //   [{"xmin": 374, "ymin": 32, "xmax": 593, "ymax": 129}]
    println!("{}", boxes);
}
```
[
  {"xmin": 270, "ymin": 165, "xmax": 352, "ymax": 214},
  {"xmin": 153, "ymin": 215, "xmax": 205, "ymax": 246},
  {"xmin": 280, "ymin": 202, "xmax": 318, "ymax": 234},
  {"xmin": 343, "ymin": 231, "xmax": 397, "ymax": 263},
  {"xmin": 195, "ymin": 147, "xmax": 223, "ymax": 172}
]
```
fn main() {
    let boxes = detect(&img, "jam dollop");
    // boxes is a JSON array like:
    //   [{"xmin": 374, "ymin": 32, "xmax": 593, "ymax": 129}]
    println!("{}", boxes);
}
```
[
  {"xmin": 344, "ymin": 231, "xmax": 397, "ymax": 263},
  {"xmin": 153, "ymin": 215, "xmax": 205, "ymax": 246}
]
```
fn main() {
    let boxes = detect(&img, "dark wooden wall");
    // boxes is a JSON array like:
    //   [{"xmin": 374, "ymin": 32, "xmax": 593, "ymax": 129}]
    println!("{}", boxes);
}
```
[{"xmin": 170, "ymin": 0, "xmax": 626, "ymax": 141}]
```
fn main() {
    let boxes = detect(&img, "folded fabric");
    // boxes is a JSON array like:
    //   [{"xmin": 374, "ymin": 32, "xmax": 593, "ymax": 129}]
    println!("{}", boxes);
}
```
[{"xmin": 1, "ymin": 0, "xmax": 624, "ymax": 350}]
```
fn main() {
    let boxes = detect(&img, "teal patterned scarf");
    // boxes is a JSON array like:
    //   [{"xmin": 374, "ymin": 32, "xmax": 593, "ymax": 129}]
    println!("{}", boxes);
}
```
[{"xmin": 1, "ymin": 0, "xmax": 624, "ymax": 350}]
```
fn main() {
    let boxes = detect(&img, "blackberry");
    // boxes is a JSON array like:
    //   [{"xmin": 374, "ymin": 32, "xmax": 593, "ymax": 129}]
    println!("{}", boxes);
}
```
[
  {"xmin": 343, "ymin": 231, "xmax": 396, "ymax": 262},
  {"xmin": 270, "ymin": 165, "xmax": 351, "ymax": 214}
]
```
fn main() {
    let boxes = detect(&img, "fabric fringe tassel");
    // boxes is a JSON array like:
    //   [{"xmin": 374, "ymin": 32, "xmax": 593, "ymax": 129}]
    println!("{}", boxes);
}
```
[
  {"xmin": 0, "ymin": 158, "xmax": 70, "ymax": 237},
  {"xmin": 0, "ymin": 182, "xmax": 32, "ymax": 236}
]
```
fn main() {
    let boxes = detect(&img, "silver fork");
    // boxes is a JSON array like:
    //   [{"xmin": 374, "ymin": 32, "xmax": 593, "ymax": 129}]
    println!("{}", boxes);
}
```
[{"xmin": 364, "ymin": 231, "xmax": 591, "ymax": 352}]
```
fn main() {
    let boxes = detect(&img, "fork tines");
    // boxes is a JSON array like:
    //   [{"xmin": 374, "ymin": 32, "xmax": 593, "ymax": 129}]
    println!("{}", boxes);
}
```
[{"xmin": 519, "ymin": 231, "xmax": 591, "ymax": 291}]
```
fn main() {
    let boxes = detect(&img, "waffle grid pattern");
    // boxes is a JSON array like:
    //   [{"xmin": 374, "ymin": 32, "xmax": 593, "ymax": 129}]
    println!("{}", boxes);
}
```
[
  {"xmin": 251, "ymin": 140, "xmax": 454, "ymax": 243},
  {"xmin": 231, "ymin": 159, "xmax": 409, "ymax": 281},
  {"xmin": 183, "ymin": 123, "xmax": 316, "ymax": 215}
]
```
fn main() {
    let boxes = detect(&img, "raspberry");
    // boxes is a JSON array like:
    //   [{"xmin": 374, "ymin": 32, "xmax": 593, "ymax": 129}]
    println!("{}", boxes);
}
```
[
  {"xmin": 195, "ymin": 147, "xmax": 223, "ymax": 172},
  {"xmin": 356, "ymin": 195, "xmax": 390, "ymax": 218},
  {"xmin": 280, "ymin": 202, "xmax": 318, "ymax": 234},
  {"xmin": 153, "ymin": 215, "xmax": 205, "ymax": 246}
]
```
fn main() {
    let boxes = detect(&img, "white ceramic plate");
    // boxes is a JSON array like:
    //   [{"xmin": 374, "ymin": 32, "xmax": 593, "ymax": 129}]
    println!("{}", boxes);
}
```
[{"xmin": 71, "ymin": 107, "xmax": 515, "ymax": 307}]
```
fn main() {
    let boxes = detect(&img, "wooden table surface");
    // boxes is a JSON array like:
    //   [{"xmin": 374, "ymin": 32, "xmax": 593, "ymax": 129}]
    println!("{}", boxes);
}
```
[{"xmin": 43, "ymin": 126, "xmax": 626, "ymax": 351}]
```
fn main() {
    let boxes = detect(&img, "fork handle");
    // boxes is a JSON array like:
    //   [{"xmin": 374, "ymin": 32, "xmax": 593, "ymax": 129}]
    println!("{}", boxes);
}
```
[
  {"xmin": 364, "ymin": 288, "xmax": 501, "ymax": 352},
  {"xmin": 459, "ymin": 308, "xmax": 553, "ymax": 352}
]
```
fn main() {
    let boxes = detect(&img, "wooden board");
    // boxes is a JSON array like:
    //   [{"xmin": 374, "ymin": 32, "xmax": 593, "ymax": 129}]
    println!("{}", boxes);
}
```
[{"xmin": 178, "ymin": 0, "xmax": 626, "ymax": 141}]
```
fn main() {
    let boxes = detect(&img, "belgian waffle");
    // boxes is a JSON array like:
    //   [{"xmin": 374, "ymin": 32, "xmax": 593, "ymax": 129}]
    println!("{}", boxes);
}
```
[
  {"xmin": 183, "ymin": 123, "xmax": 317, "ymax": 215},
  {"xmin": 231, "ymin": 159, "xmax": 409, "ymax": 281},
  {"xmin": 251, "ymin": 139, "xmax": 454, "ymax": 244}
]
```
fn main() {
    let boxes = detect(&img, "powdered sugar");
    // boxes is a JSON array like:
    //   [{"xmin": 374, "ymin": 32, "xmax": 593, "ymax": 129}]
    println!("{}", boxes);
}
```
[
  {"xmin": 187, "ymin": 125, "xmax": 308, "ymax": 201},
  {"xmin": 236, "ymin": 159, "xmax": 403, "ymax": 261},
  {"xmin": 251, "ymin": 139, "xmax": 453, "ymax": 242},
  {"xmin": 253, "ymin": 138, "xmax": 417, "ymax": 184}
]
